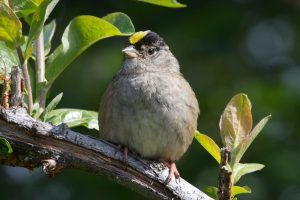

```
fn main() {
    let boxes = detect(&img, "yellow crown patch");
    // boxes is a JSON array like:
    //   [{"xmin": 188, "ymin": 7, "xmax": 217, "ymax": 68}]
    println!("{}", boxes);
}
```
[{"xmin": 129, "ymin": 31, "xmax": 150, "ymax": 45}]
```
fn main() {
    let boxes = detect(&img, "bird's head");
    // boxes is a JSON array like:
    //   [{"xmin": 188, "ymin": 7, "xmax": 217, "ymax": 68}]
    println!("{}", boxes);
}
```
[{"xmin": 121, "ymin": 31, "xmax": 179, "ymax": 74}]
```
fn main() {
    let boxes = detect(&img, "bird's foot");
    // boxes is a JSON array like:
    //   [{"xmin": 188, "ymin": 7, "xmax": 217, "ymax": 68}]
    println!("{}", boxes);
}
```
[
  {"xmin": 163, "ymin": 161, "xmax": 180, "ymax": 184},
  {"xmin": 116, "ymin": 144, "xmax": 129, "ymax": 163}
]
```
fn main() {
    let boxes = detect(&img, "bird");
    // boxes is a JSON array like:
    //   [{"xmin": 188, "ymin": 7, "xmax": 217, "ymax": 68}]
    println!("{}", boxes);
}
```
[{"xmin": 99, "ymin": 30, "xmax": 199, "ymax": 183}]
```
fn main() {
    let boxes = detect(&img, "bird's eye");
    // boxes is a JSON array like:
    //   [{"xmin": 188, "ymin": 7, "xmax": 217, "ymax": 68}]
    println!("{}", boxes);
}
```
[{"xmin": 147, "ymin": 47, "xmax": 157, "ymax": 55}]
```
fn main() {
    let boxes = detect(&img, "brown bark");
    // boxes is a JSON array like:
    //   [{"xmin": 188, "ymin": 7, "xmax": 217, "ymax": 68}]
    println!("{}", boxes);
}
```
[{"xmin": 217, "ymin": 148, "xmax": 232, "ymax": 200}]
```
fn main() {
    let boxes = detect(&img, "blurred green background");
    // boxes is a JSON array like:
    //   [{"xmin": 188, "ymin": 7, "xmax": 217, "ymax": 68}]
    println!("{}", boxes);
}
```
[{"xmin": 1, "ymin": 0, "xmax": 300, "ymax": 199}]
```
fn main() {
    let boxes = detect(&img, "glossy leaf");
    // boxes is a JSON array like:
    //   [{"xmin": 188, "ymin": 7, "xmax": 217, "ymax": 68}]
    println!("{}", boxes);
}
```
[
  {"xmin": 0, "ymin": 137, "xmax": 13, "ymax": 154},
  {"xmin": 0, "ymin": 2, "xmax": 23, "ymax": 47},
  {"xmin": 136, "ymin": 0, "xmax": 186, "ymax": 8},
  {"xmin": 203, "ymin": 186, "xmax": 218, "ymax": 199},
  {"xmin": 24, "ymin": 0, "xmax": 59, "ymax": 59},
  {"xmin": 219, "ymin": 93, "xmax": 252, "ymax": 162},
  {"xmin": 40, "ymin": 92, "xmax": 63, "ymax": 121},
  {"xmin": 13, "ymin": 0, "xmax": 43, "ymax": 18},
  {"xmin": 45, "ymin": 12, "xmax": 134, "ymax": 86},
  {"xmin": 0, "ymin": 41, "xmax": 19, "ymax": 78},
  {"xmin": 46, "ymin": 109, "xmax": 99, "ymax": 130},
  {"xmin": 232, "ymin": 185, "xmax": 251, "ymax": 197},
  {"xmin": 234, "ymin": 115, "xmax": 271, "ymax": 163},
  {"xmin": 195, "ymin": 131, "xmax": 221, "ymax": 164},
  {"xmin": 233, "ymin": 163, "xmax": 265, "ymax": 184},
  {"xmin": 43, "ymin": 20, "xmax": 56, "ymax": 55},
  {"xmin": 102, "ymin": 12, "xmax": 134, "ymax": 35}
]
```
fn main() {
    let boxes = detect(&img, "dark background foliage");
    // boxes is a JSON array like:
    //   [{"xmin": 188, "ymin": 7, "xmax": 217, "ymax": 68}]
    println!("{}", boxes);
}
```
[{"xmin": 1, "ymin": 0, "xmax": 300, "ymax": 199}]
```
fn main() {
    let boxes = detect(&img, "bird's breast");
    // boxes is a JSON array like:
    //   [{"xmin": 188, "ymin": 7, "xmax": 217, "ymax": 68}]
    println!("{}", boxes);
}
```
[{"xmin": 100, "ymin": 72, "xmax": 199, "ymax": 161}]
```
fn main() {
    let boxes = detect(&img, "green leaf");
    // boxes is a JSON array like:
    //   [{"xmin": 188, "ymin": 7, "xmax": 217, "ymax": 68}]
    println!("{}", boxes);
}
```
[
  {"xmin": 232, "ymin": 163, "xmax": 265, "ymax": 184},
  {"xmin": 0, "ymin": 2, "xmax": 23, "ymax": 47},
  {"xmin": 232, "ymin": 185, "xmax": 251, "ymax": 197},
  {"xmin": 24, "ymin": 0, "xmax": 59, "ymax": 59},
  {"xmin": 136, "ymin": 0, "xmax": 186, "ymax": 8},
  {"xmin": 0, "ymin": 137, "xmax": 13, "ymax": 154},
  {"xmin": 13, "ymin": 0, "xmax": 43, "ymax": 18},
  {"xmin": 194, "ymin": 130, "xmax": 221, "ymax": 164},
  {"xmin": 43, "ymin": 19, "xmax": 56, "ymax": 55},
  {"xmin": 31, "ymin": 101, "xmax": 44, "ymax": 118},
  {"xmin": 219, "ymin": 93, "xmax": 252, "ymax": 163},
  {"xmin": 102, "ymin": 12, "xmax": 135, "ymax": 35},
  {"xmin": 46, "ymin": 109, "xmax": 99, "ymax": 130},
  {"xmin": 203, "ymin": 186, "xmax": 218, "ymax": 199},
  {"xmin": 40, "ymin": 92, "xmax": 63, "ymax": 121},
  {"xmin": 234, "ymin": 115, "xmax": 271, "ymax": 163},
  {"xmin": 45, "ymin": 12, "xmax": 134, "ymax": 86},
  {"xmin": 0, "ymin": 41, "xmax": 19, "ymax": 78}
]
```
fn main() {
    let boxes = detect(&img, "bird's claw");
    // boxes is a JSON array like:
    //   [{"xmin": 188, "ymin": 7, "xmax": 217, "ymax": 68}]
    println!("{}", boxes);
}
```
[
  {"xmin": 163, "ymin": 162, "xmax": 180, "ymax": 185},
  {"xmin": 115, "ymin": 144, "xmax": 129, "ymax": 164},
  {"xmin": 123, "ymin": 146, "xmax": 128, "ymax": 164}
]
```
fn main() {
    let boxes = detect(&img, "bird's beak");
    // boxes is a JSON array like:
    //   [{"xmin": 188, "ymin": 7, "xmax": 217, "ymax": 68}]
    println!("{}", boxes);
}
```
[{"xmin": 122, "ymin": 46, "xmax": 138, "ymax": 59}]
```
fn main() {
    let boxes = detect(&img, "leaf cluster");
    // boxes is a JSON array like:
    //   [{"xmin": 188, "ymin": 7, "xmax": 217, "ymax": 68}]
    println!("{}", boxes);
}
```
[
  {"xmin": 195, "ymin": 93, "xmax": 270, "ymax": 199},
  {"xmin": 0, "ymin": 0, "xmax": 184, "ymax": 128}
]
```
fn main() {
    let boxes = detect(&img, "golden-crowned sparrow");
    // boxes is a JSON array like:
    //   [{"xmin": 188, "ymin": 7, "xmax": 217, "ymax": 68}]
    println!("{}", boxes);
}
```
[{"xmin": 99, "ymin": 31, "xmax": 199, "ymax": 183}]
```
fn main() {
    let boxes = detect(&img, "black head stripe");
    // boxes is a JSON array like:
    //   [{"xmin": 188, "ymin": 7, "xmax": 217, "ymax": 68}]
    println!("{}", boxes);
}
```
[
  {"xmin": 137, "ymin": 32, "xmax": 165, "ymax": 46},
  {"xmin": 125, "ymin": 31, "xmax": 166, "ymax": 50}
]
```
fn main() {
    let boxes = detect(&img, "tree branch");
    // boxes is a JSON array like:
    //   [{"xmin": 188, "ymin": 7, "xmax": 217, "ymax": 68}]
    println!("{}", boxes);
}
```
[{"xmin": 0, "ymin": 107, "xmax": 212, "ymax": 200}]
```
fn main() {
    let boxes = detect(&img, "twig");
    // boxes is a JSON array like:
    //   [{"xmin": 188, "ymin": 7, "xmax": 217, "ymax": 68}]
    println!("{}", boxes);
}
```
[
  {"xmin": 16, "ymin": 47, "xmax": 33, "ymax": 113},
  {"xmin": 0, "ymin": 57, "xmax": 10, "ymax": 109},
  {"xmin": 0, "ymin": 107, "xmax": 212, "ymax": 200},
  {"xmin": 35, "ymin": 30, "xmax": 46, "ymax": 109},
  {"xmin": 217, "ymin": 147, "xmax": 232, "ymax": 200},
  {"xmin": 1, "ymin": 75, "xmax": 9, "ymax": 109},
  {"xmin": 9, "ymin": 66, "xmax": 23, "ymax": 107}
]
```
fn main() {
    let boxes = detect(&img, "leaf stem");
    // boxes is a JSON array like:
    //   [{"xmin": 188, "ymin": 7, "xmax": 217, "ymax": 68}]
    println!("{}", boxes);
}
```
[
  {"xmin": 16, "ymin": 46, "xmax": 33, "ymax": 113},
  {"xmin": 35, "ymin": 30, "xmax": 46, "ymax": 109},
  {"xmin": 3, "ymin": 0, "xmax": 12, "ymax": 7}
]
